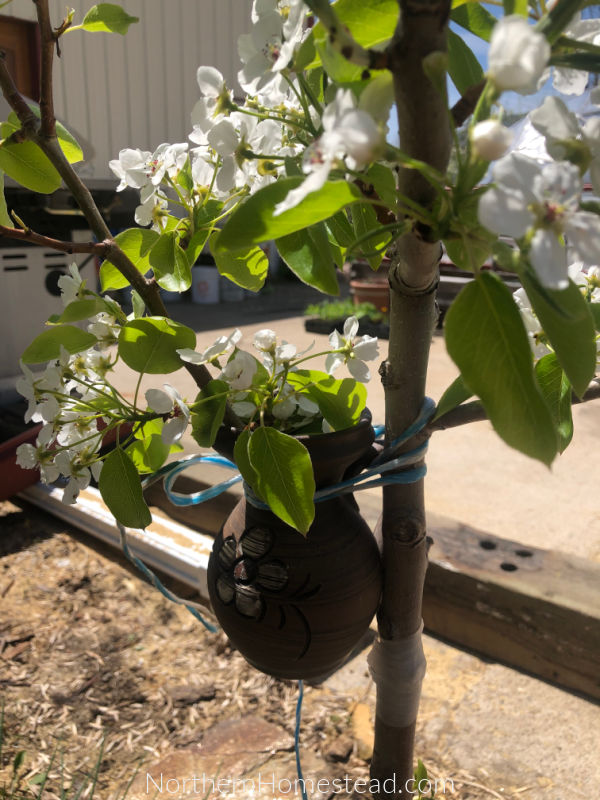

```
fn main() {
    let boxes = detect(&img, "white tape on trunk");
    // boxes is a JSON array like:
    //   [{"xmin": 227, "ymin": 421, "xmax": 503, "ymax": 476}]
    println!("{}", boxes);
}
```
[{"xmin": 367, "ymin": 622, "xmax": 427, "ymax": 728}]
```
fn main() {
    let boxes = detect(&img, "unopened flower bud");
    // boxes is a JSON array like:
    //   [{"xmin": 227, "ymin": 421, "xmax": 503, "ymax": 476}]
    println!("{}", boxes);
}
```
[
  {"xmin": 488, "ymin": 16, "xmax": 550, "ymax": 95},
  {"xmin": 471, "ymin": 120, "xmax": 513, "ymax": 161}
]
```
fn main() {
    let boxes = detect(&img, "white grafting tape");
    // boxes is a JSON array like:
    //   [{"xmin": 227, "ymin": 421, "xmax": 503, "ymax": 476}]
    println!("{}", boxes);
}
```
[{"xmin": 367, "ymin": 622, "xmax": 427, "ymax": 728}]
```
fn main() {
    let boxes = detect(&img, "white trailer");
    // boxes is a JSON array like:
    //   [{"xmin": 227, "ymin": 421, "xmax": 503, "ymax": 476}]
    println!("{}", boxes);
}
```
[{"xmin": 0, "ymin": 1, "xmax": 251, "ymax": 386}]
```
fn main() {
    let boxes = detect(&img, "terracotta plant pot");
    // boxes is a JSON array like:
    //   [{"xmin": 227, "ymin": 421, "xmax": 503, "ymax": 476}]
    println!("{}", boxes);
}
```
[
  {"xmin": 208, "ymin": 412, "xmax": 382, "ymax": 681},
  {"xmin": 349, "ymin": 279, "xmax": 390, "ymax": 313},
  {"xmin": 347, "ymin": 258, "xmax": 391, "ymax": 313}
]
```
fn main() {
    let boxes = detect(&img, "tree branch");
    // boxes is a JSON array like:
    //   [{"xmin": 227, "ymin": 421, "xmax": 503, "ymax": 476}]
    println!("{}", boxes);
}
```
[
  {"xmin": 33, "ymin": 0, "xmax": 57, "ymax": 138},
  {"xmin": 450, "ymin": 79, "xmax": 486, "ymax": 128},
  {"xmin": 303, "ymin": 0, "xmax": 389, "ymax": 71},
  {"xmin": 428, "ymin": 378, "xmax": 600, "ymax": 433},
  {"xmin": 0, "ymin": 224, "xmax": 107, "ymax": 255}
]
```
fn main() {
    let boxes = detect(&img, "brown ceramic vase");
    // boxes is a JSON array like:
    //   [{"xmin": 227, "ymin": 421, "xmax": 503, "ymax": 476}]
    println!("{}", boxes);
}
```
[{"xmin": 207, "ymin": 411, "xmax": 382, "ymax": 681}]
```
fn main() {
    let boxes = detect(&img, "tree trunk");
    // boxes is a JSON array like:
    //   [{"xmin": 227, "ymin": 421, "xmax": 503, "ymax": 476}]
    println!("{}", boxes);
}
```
[{"xmin": 370, "ymin": 0, "xmax": 452, "ymax": 794}]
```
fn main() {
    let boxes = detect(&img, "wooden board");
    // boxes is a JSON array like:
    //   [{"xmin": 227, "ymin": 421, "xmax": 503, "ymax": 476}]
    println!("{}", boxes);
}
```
[
  {"xmin": 153, "ymin": 480, "xmax": 600, "ymax": 701},
  {"xmin": 26, "ymin": 472, "xmax": 600, "ymax": 701},
  {"xmin": 423, "ymin": 513, "xmax": 600, "ymax": 701}
]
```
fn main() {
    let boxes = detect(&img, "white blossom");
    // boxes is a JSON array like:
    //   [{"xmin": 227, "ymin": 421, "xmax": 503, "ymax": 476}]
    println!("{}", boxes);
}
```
[
  {"xmin": 325, "ymin": 316, "xmax": 379, "ymax": 382},
  {"xmin": 57, "ymin": 262, "xmax": 85, "ymax": 306},
  {"xmin": 190, "ymin": 67, "xmax": 232, "ymax": 139},
  {"xmin": 238, "ymin": 0, "xmax": 307, "ymax": 93},
  {"xmin": 145, "ymin": 388, "xmax": 174, "ymax": 414},
  {"xmin": 530, "ymin": 96, "xmax": 600, "ymax": 195},
  {"xmin": 161, "ymin": 395, "xmax": 190, "ymax": 446},
  {"xmin": 220, "ymin": 350, "xmax": 258, "ymax": 391},
  {"xmin": 274, "ymin": 90, "xmax": 382, "ymax": 215},
  {"xmin": 109, "ymin": 148, "xmax": 152, "ymax": 190},
  {"xmin": 471, "ymin": 120, "xmax": 513, "ymax": 162},
  {"xmin": 254, "ymin": 328, "xmax": 277, "ymax": 351},
  {"xmin": 513, "ymin": 288, "xmax": 552, "ymax": 360},
  {"xmin": 551, "ymin": 16, "xmax": 600, "ymax": 95},
  {"xmin": 271, "ymin": 383, "xmax": 297, "ymax": 420},
  {"xmin": 487, "ymin": 16, "xmax": 550, "ymax": 95},
  {"xmin": 88, "ymin": 311, "xmax": 121, "ymax": 346},
  {"xmin": 478, "ymin": 153, "xmax": 600, "ymax": 288},
  {"xmin": 177, "ymin": 329, "xmax": 241, "ymax": 366}
]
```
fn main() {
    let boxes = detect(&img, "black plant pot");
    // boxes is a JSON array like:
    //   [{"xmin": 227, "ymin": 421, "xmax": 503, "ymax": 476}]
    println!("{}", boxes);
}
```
[{"xmin": 208, "ymin": 412, "xmax": 382, "ymax": 681}]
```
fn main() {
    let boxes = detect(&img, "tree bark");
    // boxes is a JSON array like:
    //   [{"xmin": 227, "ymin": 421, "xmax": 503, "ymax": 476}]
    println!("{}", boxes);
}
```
[{"xmin": 370, "ymin": 0, "xmax": 452, "ymax": 794}]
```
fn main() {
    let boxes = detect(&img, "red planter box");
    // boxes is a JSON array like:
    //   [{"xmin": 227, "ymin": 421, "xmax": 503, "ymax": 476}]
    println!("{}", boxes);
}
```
[{"xmin": 0, "ymin": 423, "xmax": 42, "ymax": 501}]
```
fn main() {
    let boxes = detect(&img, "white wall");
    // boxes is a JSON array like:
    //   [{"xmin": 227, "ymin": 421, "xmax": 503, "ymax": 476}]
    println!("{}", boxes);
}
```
[{"xmin": 2, "ymin": 1, "xmax": 251, "ymax": 178}]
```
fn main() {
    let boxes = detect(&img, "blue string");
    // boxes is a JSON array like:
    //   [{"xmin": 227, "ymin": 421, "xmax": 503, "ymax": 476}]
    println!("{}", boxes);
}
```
[
  {"xmin": 116, "ymin": 522, "xmax": 218, "ymax": 632},
  {"xmin": 295, "ymin": 680, "xmax": 308, "ymax": 800}
]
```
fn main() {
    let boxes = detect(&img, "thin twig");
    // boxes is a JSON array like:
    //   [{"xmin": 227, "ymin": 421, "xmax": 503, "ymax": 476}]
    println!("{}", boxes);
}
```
[
  {"xmin": 450, "ymin": 79, "xmax": 486, "ymax": 127},
  {"xmin": 428, "ymin": 378, "xmax": 600, "ymax": 433},
  {"xmin": 0, "ymin": 224, "xmax": 107, "ymax": 255},
  {"xmin": 303, "ymin": 0, "xmax": 389, "ymax": 71},
  {"xmin": 33, "ymin": 0, "xmax": 57, "ymax": 138}
]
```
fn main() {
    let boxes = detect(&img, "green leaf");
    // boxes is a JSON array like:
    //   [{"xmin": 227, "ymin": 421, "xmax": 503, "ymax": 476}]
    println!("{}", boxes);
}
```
[
  {"xmin": 13, "ymin": 108, "xmax": 83, "ymax": 163},
  {"xmin": 127, "ymin": 433, "xmax": 170, "ymax": 474},
  {"xmin": 414, "ymin": 759, "xmax": 428, "ymax": 786},
  {"xmin": 233, "ymin": 429, "xmax": 259, "ymax": 491},
  {"xmin": 185, "ymin": 229, "xmax": 210, "ymax": 267},
  {"xmin": 520, "ymin": 271, "xmax": 596, "ymax": 399},
  {"xmin": 0, "ymin": 140, "xmax": 61, "ymax": 193},
  {"xmin": 191, "ymin": 380, "xmax": 229, "ymax": 448},
  {"xmin": 130, "ymin": 290, "xmax": 145, "ymax": 318},
  {"xmin": 54, "ymin": 297, "xmax": 107, "ymax": 323},
  {"xmin": 590, "ymin": 303, "xmax": 600, "ymax": 332},
  {"xmin": 445, "ymin": 193, "xmax": 496, "ymax": 271},
  {"xmin": 77, "ymin": 3, "xmax": 139, "ymax": 34},
  {"xmin": 327, "ymin": 211, "xmax": 355, "ymax": 247},
  {"xmin": 118, "ymin": 317, "xmax": 195, "ymax": 374},
  {"xmin": 364, "ymin": 163, "xmax": 398, "ymax": 209},
  {"xmin": 351, "ymin": 202, "xmax": 388, "ymax": 268},
  {"xmin": 447, "ymin": 28, "xmax": 484, "ymax": 94},
  {"xmin": 98, "ymin": 448, "xmax": 151, "ymax": 529},
  {"xmin": 276, "ymin": 223, "xmax": 339, "ymax": 295},
  {"xmin": 450, "ymin": 3, "xmax": 496, "ymax": 42},
  {"xmin": 193, "ymin": 199, "xmax": 223, "ymax": 229},
  {"xmin": 492, "ymin": 239, "xmax": 518, "ymax": 271},
  {"xmin": 210, "ymin": 234, "xmax": 268, "ymax": 292},
  {"xmin": 549, "ymin": 52, "xmax": 600, "ymax": 73},
  {"xmin": 4, "ymin": 108, "xmax": 83, "ymax": 165},
  {"xmin": 216, "ymin": 178, "xmax": 360, "ymax": 252},
  {"xmin": 537, "ymin": 0, "xmax": 589, "ymax": 45},
  {"xmin": 100, "ymin": 228, "xmax": 159, "ymax": 290},
  {"xmin": 444, "ymin": 272, "xmax": 558, "ymax": 466},
  {"xmin": 287, "ymin": 370, "xmax": 367, "ymax": 430},
  {"xmin": 12, "ymin": 750, "xmax": 25, "ymax": 773},
  {"xmin": 433, "ymin": 375, "xmax": 473, "ymax": 421},
  {"xmin": 535, "ymin": 353, "xmax": 573, "ymax": 454},
  {"xmin": 310, "ymin": 0, "xmax": 398, "ymax": 80},
  {"xmin": 0, "ymin": 170, "xmax": 10, "ymax": 226},
  {"xmin": 248, "ymin": 427, "xmax": 315, "ymax": 535},
  {"xmin": 149, "ymin": 231, "xmax": 192, "ymax": 292},
  {"xmin": 503, "ymin": 0, "xmax": 528, "ymax": 17},
  {"xmin": 22, "ymin": 325, "xmax": 97, "ymax": 363}
]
